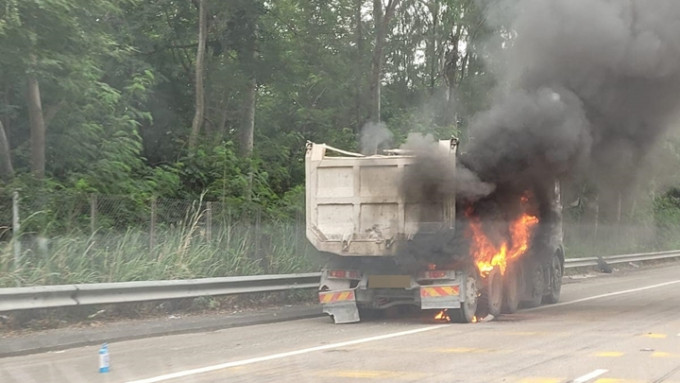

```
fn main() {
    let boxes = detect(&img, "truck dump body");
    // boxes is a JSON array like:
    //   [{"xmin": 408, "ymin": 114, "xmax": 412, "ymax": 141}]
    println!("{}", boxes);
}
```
[{"xmin": 305, "ymin": 140, "xmax": 457, "ymax": 257}]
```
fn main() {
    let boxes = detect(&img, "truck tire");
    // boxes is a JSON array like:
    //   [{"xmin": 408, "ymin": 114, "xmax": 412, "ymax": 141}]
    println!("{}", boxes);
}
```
[
  {"xmin": 521, "ymin": 261, "xmax": 544, "ymax": 308},
  {"xmin": 477, "ymin": 267, "xmax": 502, "ymax": 318},
  {"xmin": 501, "ymin": 264, "xmax": 520, "ymax": 314},
  {"xmin": 542, "ymin": 251, "xmax": 563, "ymax": 304},
  {"xmin": 452, "ymin": 272, "xmax": 478, "ymax": 323}
]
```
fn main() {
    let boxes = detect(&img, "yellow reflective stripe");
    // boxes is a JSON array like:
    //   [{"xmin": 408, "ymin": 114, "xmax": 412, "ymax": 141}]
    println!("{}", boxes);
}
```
[
  {"xmin": 319, "ymin": 290, "xmax": 354, "ymax": 303},
  {"xmin": 319, "ymin": 292, "xmax": 333, "ymax": 303},
  {"xmin": 422, "ymin": 286, "xmax": 459, "ymax": 297}
]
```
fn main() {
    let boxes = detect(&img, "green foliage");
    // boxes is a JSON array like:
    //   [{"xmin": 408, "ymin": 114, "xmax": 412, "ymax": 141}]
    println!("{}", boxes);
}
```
[
  {"xmin": 3, "ymin": 0, "xmax": 680, "ymax": 285},
  {"xmin": 0, "ymin": 200, "xmax": 320, "ymax": 287},
  {"xmin": 653, "ymin": 188, "xmax": 680, "ymax": 249}
]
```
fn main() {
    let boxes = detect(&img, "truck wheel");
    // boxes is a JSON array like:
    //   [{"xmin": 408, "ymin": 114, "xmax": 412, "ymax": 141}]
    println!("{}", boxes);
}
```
[
  {"xmin": 521, "ymin": 261, "xmax": 544, "ymax": 308},
  {"xmin": 477, "ymin": 267, "xmax": 502, "ymax": 318},
  {"xmin": 543, "ymin": 251, "xmax": 563, "ymax": 304},
  {"xmin": 502, "ymin": 264, "xmax": 520, "ymax": 314},
  {"xmin": 452, "ymin": 272, "xmax": 478, "ymax": 323}
]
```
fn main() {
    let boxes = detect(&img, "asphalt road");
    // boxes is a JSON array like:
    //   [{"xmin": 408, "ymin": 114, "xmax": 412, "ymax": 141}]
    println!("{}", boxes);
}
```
[{"xmin": 2, "ymin": 264, "xmax": 680, "ymax": 383}]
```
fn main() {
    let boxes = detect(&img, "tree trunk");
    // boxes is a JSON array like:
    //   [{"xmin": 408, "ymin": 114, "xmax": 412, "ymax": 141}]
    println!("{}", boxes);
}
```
[
  {"xmin": 368, "ymin": 0, "xmax": 400, "ymax": 123},
  {"xmin": 428, "ymin": 1, "xmax": 440, "ymax": 92},
  {"xmin": 368, "ymin": 0, "xmax": 384, "ymax": 123},
  {"xmin": 1, "ymin": 84, "xmax": 10, "ymax": 137},
  {"xmin": 239, "ymin": 21, "xmax": 258, "ymax": 158},
  {"xmin": 444, "ymin": 24, "xmax": 462, "ymax": 104},
  {"xmin": 354, "ymin": 0, "xmax": 364, "ymax": 130},
  {"xmin": 239, "ymin": 76, "xmax": 256, "ymax": 157},
  {"xmin": 27, "ymin": 63, "xmax": 46, "ymax": 179},
  {"xmin": 188, "ymin": 0, "xmax": 207, "ymax": 150},
  {"xmin": 216, "ymin": 96, "xmax": 229, "ymax": 143},
  {"xmin": 0, "ymin": 120, "xmax": 14, "ymax": 180},
  {"xmin": 460, "ymin": 52, "xmax": 471, "ymax": 83}
]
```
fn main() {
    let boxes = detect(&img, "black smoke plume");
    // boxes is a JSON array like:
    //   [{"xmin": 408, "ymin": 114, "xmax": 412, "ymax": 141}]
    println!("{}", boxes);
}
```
[
  {"xmin": 402, "ymin": 0, "xmax": 680, "ymax": 266},
  {"xmin": 464, "ymin": 0, "xmax": 680, "ymax": 204}
]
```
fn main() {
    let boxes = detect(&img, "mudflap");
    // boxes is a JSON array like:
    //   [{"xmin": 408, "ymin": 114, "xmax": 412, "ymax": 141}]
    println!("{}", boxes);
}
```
[
  {"xmin": 419, "ymin": 285, "xmax": 462, "ymax": 310},
  {"xmin": 319, "ymin": 290, "xmax": 360, "ymax": 324}
]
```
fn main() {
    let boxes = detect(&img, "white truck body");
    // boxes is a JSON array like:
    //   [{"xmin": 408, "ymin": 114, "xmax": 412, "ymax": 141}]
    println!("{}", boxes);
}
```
[{"xmin": 305, "ymin": 140, "xmax": 457, "ymax": 257}]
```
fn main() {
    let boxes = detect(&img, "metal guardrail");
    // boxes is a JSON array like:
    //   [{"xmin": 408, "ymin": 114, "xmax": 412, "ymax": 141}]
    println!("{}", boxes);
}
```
[
  {"xmin": 1, "ymin": 250, "xmax": 679, "ymax": 312},
  {"xmin": 563, "ymin": 250, "xmax": 680, "ymax": 269},
  {"xmin": 0, "ymin": 273, "xmax": 320, "ymax": 312}
]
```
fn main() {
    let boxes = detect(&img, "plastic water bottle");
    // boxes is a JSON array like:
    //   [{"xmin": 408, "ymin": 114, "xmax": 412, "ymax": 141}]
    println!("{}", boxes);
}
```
[{"xmin": 99, "ymin": 343, "xmax": 110, "ymax": 373}]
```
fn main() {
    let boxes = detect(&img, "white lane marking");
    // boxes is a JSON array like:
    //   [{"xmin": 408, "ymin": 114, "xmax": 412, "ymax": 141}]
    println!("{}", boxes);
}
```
[
  {"xmin": 526, "ymin": 280, "xmax": 680, "ymax": 312},
  {"xmin": 571, "ymin": 368, "xmax": 608, "ymax": 383},
  {"xmin": 124, "ymin": 325, "xmax": 446, "ymax": 383},
  {"xmin": 126, "ymin": 279, "xmax": 680, "ymax": 383}
]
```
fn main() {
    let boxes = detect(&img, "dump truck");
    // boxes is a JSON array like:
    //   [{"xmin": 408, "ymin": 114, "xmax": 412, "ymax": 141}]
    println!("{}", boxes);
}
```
[{"xmin": 305, "ymin": 139, "xmax": 564, "ymax": 323}]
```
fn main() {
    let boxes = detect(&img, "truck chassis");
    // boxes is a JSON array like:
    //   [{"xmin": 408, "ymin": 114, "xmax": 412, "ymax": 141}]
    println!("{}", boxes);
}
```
[{"xmin": 318, "ymin": 247, "xmax": 563, "ymax": 323}]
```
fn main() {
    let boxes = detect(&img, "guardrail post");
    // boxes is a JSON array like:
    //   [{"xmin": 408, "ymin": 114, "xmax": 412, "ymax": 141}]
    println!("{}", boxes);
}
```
[
  {"xmin": 12, "ymin": 190, "xmax": 21, "ymax": 268},
  {"xmin": 593, "ymin": 194, "xmax": 600, "ymax": 254},
  {"xmin": 90, "ymin": 194, "xmax": 97, "ymax": 234},
  {"xmin": 295, "ymin": 209, "xmax": 302, "ymax": 257},
  {"xmin": 255, "ymin": 207, "xmax": 262, "ymax": 267},
  {"xmin": 206, "ymin": 201, "xmax": 212, "ymax": 241},
  {"xmin": 150, "ymin": 197, "xmax": 157, "ymax": 249}
]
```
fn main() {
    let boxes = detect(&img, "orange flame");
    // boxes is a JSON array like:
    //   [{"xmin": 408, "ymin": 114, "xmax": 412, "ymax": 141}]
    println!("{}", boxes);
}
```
[
  {"xmin": 433, "ymin": 310, "xmax": 479, "ymax": 323},
  {"xmin": 434, "ymin": 309, "xmax": 450, "ymax": 322},
  {"xmin": 466, "ymin": 204, "xmax": 539, "ymax": 277}
]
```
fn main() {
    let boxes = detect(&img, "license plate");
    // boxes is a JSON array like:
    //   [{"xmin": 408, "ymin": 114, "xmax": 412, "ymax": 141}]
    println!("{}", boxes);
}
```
[{"xmin": 367, "ymin": 275, "xmax": 412, "ymax": 288}]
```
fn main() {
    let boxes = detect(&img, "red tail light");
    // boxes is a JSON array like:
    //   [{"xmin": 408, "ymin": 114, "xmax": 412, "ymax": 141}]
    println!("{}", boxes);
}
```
[
  {"xmin": 328, "ymin": 270, "xmax": 361, "ymax": 279},
  {"xmin": 422, "ymin": 270, "xmax": 448, "ymax": 279}
]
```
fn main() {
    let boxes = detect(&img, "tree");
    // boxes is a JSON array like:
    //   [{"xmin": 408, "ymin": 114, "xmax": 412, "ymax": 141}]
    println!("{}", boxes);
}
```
[
  {"xmin": 369, "ymin": 0, "xmax": 402, "ymax": 123},
  {"xmin": 0, "ymin": 120, "xmax": 13, "ymax": 180},
  {"xmin": 188, "ymin": 0, "xmax": 208, "ymax": 150},
  {"xmin": 239, "ymin": 25, "xmax": 258, "ymax": 158},
  {"xmin": 0, "ymin": 0, "xmax": 155, "ymax": 192},
  {"xmin": 26, "ymin": 55, "xmax": 46, "ymax": 178},
  {"xmin": 0, "ymin": 0, "xmax": 504, "ymax": 205}
]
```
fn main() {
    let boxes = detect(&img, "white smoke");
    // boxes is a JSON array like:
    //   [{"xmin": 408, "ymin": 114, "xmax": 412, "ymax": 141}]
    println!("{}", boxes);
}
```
[{"xmin": 360, "ymin": 122, "xmax": 393, "ymax": 155}]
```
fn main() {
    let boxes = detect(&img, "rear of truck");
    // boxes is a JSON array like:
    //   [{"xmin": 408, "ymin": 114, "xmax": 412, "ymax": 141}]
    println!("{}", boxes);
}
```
[{"xmin": 305, "ymin": 140, "xmax": 478, "ymax": 323}]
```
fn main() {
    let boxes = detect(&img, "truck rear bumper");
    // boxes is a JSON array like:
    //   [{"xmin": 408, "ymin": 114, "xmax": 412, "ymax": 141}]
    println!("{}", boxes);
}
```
[
  {"xmin": 319, "ymin": 290, "xmax": 360, "ymax": 324},
  {"xmin": 321, "ymin": 283, "xmax": 462, "ymax": 307},
  {"xmin": 353, "ymin": 285, "xmax": 462, "ymax": 310},
  {"xmin": 419, "ymin": 285, "xmax": 462, "ymax": 309},
  {"xmin": 319, "ymin": 281, "xmax": 464, "ymax": 323}
]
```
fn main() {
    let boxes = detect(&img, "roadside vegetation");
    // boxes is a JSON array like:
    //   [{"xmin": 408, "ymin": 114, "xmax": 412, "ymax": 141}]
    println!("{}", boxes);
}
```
[{"xmin": 2, "ymin": 1, "xmax": 680, "ymax": 287}]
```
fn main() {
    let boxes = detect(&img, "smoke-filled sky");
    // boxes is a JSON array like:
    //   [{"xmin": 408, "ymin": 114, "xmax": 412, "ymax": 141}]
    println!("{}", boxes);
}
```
[{"xmin": 462, "ymin": 0, "xmax": 680, "ymax": 200}]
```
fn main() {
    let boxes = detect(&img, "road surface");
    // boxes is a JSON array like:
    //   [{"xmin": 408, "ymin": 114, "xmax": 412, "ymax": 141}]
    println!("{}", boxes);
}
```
[{"xmin": 2, "ymin": 263, "xmax": 680, "ymax": 383}]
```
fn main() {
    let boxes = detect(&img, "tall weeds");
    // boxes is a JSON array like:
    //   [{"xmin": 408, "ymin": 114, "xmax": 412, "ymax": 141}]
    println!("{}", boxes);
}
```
[{"xmin": 0, "ymin": 203, "xmax": 319, "ymax": 288}]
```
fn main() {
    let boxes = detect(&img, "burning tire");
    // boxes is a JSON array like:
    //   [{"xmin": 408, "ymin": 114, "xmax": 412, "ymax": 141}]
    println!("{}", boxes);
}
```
[
  {"xmin": 501, "ymin": 264, "xmax": 520, "ymax": 314},
  {"xmin": 451, "ymin": 271, "xmax": 478, "ymax": 323},
  {"xmin": 521, "ymin": 260, "xmax": 544, "ymax": 308},
  {"xmin": 542, "ymin": 250, "xmax": 563, "ymax": 304},
  {"xmin": 477, "ymin": 267, "xmax": 503, "ymax": 318}
]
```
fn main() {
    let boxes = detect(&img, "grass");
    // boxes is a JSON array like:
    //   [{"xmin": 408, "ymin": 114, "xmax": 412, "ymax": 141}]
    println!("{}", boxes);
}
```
[
  {"xmin": 3, "ymin": 199, "xmax": 680, "ymax": 287},
  {"xmin": 0, "ymin": 211, "xmax": 321, "ymax": 288},
  {"xmin": 561, "ymin": 219, "xmax": 680, "ymax": 258}
]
